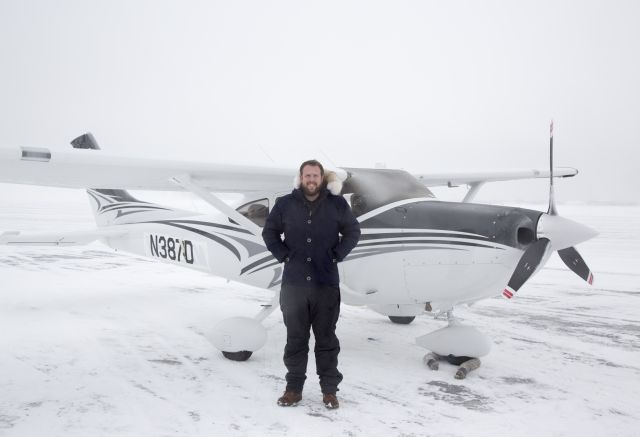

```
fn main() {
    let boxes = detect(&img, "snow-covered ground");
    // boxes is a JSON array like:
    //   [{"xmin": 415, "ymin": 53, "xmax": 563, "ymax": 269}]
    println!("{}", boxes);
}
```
[{"xmin": 1, "ymin": 198, "xmax": 638, "ymax": 437}]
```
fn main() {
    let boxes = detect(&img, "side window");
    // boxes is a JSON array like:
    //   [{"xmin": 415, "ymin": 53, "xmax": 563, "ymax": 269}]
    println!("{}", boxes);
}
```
[
  {"xmin": 349, "ymin": 192, "xmax": 369, "ymax": 216},
  {"xmin": 236, "ymin": 198, "xmax": 269, "ymax": 227}
]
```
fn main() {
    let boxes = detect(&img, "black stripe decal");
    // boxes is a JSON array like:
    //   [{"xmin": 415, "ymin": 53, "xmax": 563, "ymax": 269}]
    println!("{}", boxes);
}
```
[
  {"xmin": 163, "ymin": 220, "xmax": 252, "ymax": 235},
  {"xmin": 102, "ymin": 204, "xmax": 171, "ymax": 213},
  {"xmin": 101, "ymin": 202, "xmax": 165, "ymax": 211},
  {"xmin": 350, "ymin": 244, "xmax": 468, "ymax": 255},
  {"xmin": 241, "ymin": 254, "xmax": 277, "ymax": 275},
  {"xmin": 245, "ymin": 245, "xmax": 468, "ymax": 272},
  {"xmin": 88, "ymin": 190, "xmax": 117, "ymax": 204},
  {"xmin": 357, "ymin": 239, "xmax": 503, "ymax": 250},
  {"xmin": 116, "ymin": 209, "xmax": 171, "ymax": 218},
  {"xmin": 268, "ymin": 267, "xmax": 283, "ymax": 288},
  {"xmin": 157, "ymin": 220, "xmax": 265, "ymax": 257},
  {"xmin": 246, "ymin": 260, "xmax": 280, "ymax": 275},
  {"xmin": 87, "ymin": 191, "xmax": 103, "ymax": 209},
  {"xmin": 359, "ymin": 232, "xmax": 488, "ymax": 242},
  {"xmin": 223, "ymin": 235, "xmax": 269, "ymax": 257},
  {"xmin": 150, "ymin": 221, "xmax": 241, "ymax": 260},
  {"xmin": 240, "ymin": 239, "xmax": 499, "ymax": 275},
  {"xmin": 346, "ymin": 246, "xmax": 466, "ymax": 261}
]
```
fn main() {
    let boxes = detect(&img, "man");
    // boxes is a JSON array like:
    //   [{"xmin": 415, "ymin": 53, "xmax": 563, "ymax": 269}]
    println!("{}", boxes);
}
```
[{"xmin": 262, "ymin": 159, "xmax": 361, "ymax": 410}]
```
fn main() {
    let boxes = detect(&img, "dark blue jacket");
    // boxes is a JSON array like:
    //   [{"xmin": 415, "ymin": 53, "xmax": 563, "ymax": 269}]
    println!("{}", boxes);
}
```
[{"xmin": 262, "ymin": 187, "xmax": 361, "ymax": 287}]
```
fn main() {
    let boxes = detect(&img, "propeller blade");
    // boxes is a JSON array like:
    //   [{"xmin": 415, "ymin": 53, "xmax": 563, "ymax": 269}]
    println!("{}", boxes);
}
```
[
  {"xmin": 558, "ymin": 246, "xmax": 594, "ymax": 285},
  {"xmin": 502, "ymin": 238, "xmax": 550, "ymax": 299}
]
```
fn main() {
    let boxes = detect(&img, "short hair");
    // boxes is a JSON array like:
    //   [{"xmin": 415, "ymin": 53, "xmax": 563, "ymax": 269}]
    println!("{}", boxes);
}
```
[{"xmin": 299, "ymin": 159, "xmax": 324, "ymax": 176}]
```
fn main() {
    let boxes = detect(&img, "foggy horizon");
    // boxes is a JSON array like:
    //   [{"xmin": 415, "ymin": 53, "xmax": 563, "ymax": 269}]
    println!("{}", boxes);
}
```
[{"xmin": 1, "ymin": 0, "xmax": 638, "ymax": 203}]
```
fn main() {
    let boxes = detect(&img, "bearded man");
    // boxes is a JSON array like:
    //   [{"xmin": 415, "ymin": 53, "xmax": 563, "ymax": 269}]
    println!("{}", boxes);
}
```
[{"xmin": 262, "ymin": 159, "xmax": 361, "ymax": 409}]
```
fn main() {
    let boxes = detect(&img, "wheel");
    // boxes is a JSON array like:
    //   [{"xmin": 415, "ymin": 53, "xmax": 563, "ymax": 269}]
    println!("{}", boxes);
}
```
[
  {"xmin": 388, "ymin": 316, "xmax": 415, "ymax": 324},
  {"xmin": 222, "ymin": 350, "xmax": 253, "ymax": 361}
]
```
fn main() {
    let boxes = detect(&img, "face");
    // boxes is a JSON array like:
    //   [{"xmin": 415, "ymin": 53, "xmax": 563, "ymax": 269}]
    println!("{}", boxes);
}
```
[{"xmin": 300, "ymin": 165, "xmax": 323, "ymax": 196}]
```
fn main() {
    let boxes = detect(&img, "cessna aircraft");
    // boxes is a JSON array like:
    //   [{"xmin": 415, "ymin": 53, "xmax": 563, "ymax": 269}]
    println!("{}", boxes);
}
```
[{"xmin": 0, "ymin": 129, "xmax": 597, "ymax": 373}]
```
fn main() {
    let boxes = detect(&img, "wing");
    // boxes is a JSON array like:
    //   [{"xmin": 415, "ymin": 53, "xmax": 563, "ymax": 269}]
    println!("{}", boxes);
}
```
[
  {"xmin": 0, "ymin": 145, "xmax": 575, "ymax": 193},
  {"xmin": 413, "ymin": 168, "xmax": 578, "ymax": 187},
  {"xmin": 0, "ymin": 228, "xmax": 127, "ymax": 246},
  {"xmin": 0, "ymin": 146, "xmax": 299, "ymax": 193}
]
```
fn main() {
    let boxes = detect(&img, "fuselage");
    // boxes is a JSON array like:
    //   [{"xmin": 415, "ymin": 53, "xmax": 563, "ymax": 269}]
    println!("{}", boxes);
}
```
[{"xmin": 100, "ymin": 196, "xmax": 545, "ymax": 312}]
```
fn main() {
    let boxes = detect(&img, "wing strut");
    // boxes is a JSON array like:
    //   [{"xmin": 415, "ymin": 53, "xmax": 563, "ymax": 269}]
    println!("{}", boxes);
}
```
[
  {"xmin": 170, "ymin": 175, "xmax": 263, "ymax": 236},
  {"xmin": 462, "ymin": 182, "xmax": 485, "ymax": 203}
]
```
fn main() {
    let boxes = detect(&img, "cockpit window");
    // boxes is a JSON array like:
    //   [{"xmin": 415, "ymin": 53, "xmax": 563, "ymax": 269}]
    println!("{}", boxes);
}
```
[
  {"xmin": 236, "ymin": 198, "xmax": 269, "ymax": 227},
  {"xmin": 342, "ymin": 168, "xmax": 434, "ymax": 215}
]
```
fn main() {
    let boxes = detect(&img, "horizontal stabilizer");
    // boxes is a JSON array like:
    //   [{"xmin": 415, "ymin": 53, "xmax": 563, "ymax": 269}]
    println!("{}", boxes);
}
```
[{"xmin": 0, "ymin": 228, "xmax": 127, "ymax": 246}]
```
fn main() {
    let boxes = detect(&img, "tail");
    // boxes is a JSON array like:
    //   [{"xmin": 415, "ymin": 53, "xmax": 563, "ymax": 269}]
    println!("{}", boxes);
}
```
[{"xmin": 72, "ymin": 133, "xmax": 195, "ymax": 227}]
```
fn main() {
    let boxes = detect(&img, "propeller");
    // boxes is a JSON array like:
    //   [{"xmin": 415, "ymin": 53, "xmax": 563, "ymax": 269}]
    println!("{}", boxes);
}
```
[{"xmin": 503, "ymin": 121, "xmax": 597, "ymax": 299}]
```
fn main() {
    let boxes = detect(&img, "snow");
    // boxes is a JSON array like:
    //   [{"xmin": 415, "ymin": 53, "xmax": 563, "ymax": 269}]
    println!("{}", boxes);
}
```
[{"xmin": 1, "ymin": 199, "xmax": 638, "ymax": 437}]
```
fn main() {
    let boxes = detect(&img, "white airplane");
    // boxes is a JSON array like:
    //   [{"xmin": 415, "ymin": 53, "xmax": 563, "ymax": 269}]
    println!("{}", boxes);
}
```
[{"xmin": 0, "ymin": 130, "xmax": 597, "ymax": 374}]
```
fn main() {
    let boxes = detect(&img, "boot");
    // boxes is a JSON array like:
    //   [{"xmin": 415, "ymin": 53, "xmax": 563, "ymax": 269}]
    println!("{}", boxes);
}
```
[
  {"xmin": 323, "ymin": 393, "xmax": 339, "ymax": 410},
  {"xmin": 277, "ymin": 390, "xmax": 302, "ymax": 407}
]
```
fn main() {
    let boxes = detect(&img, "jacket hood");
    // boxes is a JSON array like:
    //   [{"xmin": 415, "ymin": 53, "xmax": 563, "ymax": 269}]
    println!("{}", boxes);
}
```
[{"xmin": 293, "ymin": 170, "xmax": 343, "ymax": 195}]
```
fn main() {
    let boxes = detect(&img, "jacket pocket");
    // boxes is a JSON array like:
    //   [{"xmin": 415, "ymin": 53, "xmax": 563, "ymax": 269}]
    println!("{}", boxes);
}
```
[
  {"xmin": 285, "ymin": 249, "xmax": 296, "ymax": 263},
  {"xmin": 323, "ymin": 249, "xmax": 338, "ymax": 272}
]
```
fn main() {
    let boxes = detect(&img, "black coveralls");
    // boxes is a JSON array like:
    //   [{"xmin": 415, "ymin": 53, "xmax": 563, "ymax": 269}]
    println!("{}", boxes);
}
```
[{"xmin": 262, "ymin": 187, "xmax": 360, "ymax": 394}]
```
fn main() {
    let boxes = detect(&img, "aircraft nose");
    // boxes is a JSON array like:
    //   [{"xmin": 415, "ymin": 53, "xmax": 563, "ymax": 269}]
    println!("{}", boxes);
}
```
[{"xmin": 536, "ymin": 214, "xmax": 598, "ymax": 250}]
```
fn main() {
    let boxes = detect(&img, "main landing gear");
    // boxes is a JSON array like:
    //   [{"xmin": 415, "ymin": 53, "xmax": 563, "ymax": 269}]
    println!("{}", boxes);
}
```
[
  {"xmin": 222, "ymin": 350, "xmax": 254, "ymax": 361},
  {"xmin": 415, "ymin": 310, "xmax": 491, "ymax": 379},
  {"xmin": 209, "ymin": 291, "xmax": 280, "ymax": 361},
  {"xmin": 388, "ymin": 316, "xmax": 416, "ymax": 324}
]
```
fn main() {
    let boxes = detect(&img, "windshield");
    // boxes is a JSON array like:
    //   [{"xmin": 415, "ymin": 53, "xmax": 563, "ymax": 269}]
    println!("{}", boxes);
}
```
[{"xmin": 341, "ymin": 168, "xmax": 434, "ymax": 215}]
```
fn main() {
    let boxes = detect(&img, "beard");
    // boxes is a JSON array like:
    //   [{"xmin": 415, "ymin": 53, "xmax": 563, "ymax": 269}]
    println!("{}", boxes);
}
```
[{"xmin": 301, "ymin": 181, "xmax": 320, "ymax": 197}]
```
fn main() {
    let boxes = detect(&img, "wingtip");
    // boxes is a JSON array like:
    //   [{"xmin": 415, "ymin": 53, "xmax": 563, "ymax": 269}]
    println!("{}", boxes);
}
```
[{"xmin": 0, "ymin": 231, "xmax": 20, "ymax": 244}]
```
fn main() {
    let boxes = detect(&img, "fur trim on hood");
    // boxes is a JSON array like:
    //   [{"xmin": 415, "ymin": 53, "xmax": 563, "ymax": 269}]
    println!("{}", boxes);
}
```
[{"xmin": 293, "ymin": 170, "xmax": 343, "ymax": 195}]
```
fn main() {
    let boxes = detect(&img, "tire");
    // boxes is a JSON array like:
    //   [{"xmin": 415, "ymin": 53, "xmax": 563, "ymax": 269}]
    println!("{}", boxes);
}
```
[
  {"xmin": 388, "ymin": 316, "xmax": 416, "ymax": 325},
  {"xmin": 222, "ymin": 350, "xmax": 253, "ymax": 361}
]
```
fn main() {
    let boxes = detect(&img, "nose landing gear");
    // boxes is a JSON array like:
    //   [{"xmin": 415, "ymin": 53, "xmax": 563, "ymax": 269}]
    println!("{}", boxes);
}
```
[
  {"xmin": 416, "ymin": 310, "xmax": 490, "ymax": 378},
  {"xmin": 423, "ymin": 352, "xmax": 482, "ymax": 379}
]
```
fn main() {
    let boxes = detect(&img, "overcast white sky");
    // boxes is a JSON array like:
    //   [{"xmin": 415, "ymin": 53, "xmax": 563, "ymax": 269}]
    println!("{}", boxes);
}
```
[{"xmin": 1, "ymin": 0, "xmax": 638, "ymax": 204}]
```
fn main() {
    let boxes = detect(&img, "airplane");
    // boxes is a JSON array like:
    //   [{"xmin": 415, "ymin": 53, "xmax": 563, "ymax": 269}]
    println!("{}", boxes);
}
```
[{"xmin": 0, "ymin": 128, "xmax": 597, "ymax": 376}]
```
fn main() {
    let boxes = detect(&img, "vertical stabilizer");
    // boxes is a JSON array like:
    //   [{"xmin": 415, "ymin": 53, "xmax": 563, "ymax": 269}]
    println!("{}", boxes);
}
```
[{"xmin": 71, "ymin": 133, "xmax": 195, "ymax": 227}]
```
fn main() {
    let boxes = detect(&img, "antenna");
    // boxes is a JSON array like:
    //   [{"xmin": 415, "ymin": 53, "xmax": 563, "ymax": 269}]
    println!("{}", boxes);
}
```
[
  {"xmin": 319, "ymin": 149, "xmax": 337, "ymax": 168},
  {"xmin": 258, "ymin": 144, "xmax": 276, "ymax": 164},
  {"xmin": 547, "ymin": 120, "xmax": 558, "ymax": 215}
]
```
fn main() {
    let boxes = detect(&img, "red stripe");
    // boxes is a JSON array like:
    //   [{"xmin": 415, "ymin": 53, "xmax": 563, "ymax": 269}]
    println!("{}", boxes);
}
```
[
  {"xmin": 588, "ymin": 272, "xmax": 594, "ymax": 285},
  {"xmin": 503, "ymin": 289, "xmax": 513, "ymax": 299}
]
